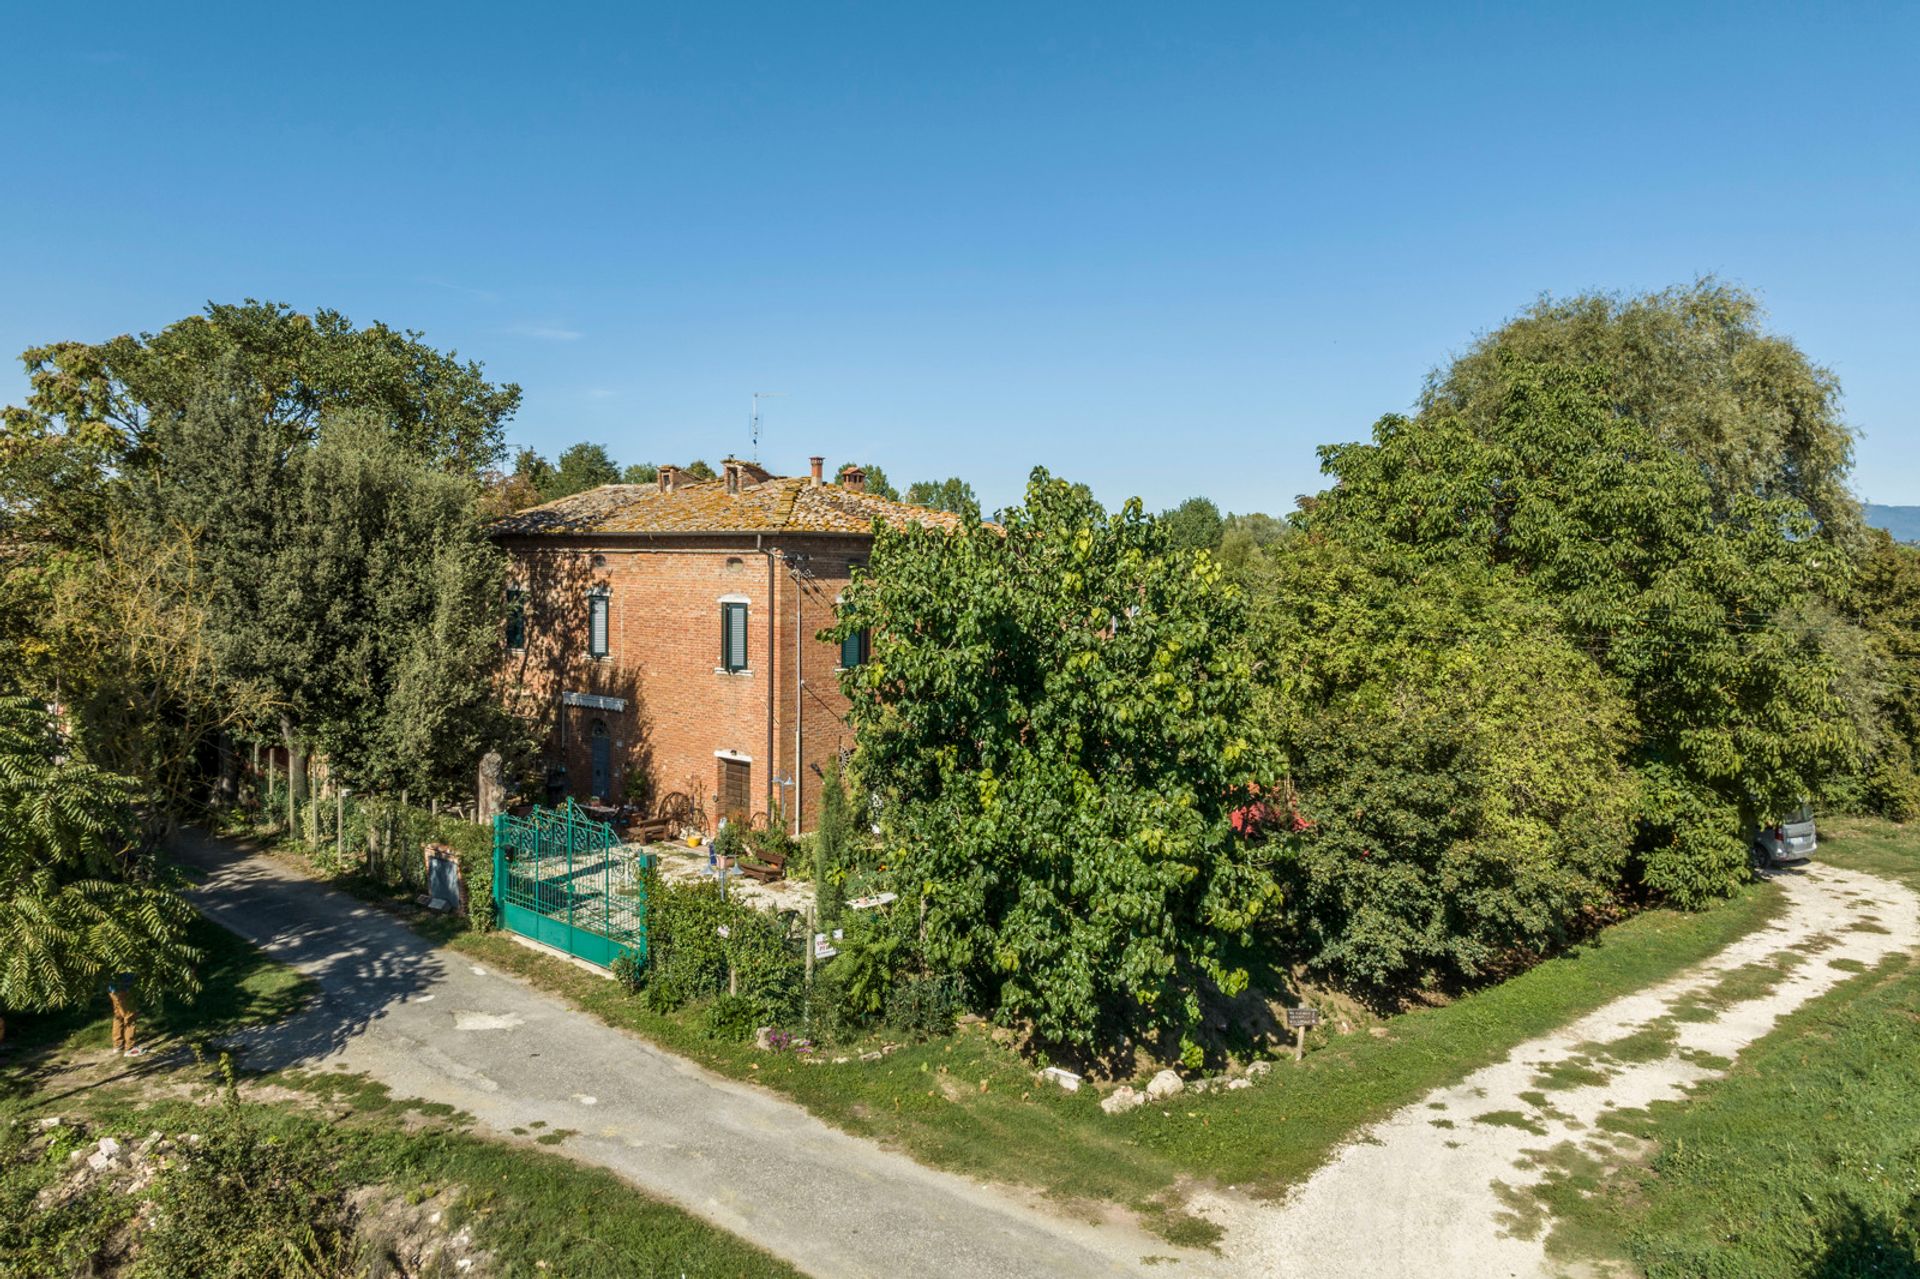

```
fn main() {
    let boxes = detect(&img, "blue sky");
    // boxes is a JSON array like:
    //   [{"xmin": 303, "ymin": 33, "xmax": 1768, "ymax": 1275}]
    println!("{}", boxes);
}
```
[{"xmin": 3, "ymin": 2, "xmax": 1915, "ymax": 513}]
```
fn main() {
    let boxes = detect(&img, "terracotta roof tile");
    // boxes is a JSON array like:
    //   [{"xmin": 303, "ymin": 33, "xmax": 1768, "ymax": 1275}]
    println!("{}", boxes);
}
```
[{"xmin": 492, "ymin": 475, "xmax": 968, "ymax": 538}]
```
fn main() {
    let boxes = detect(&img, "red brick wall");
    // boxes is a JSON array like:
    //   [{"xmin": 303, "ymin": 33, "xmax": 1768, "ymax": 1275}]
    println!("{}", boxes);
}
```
[
  {"xmin": 500, "ymin": 533, "xmax": 863, "ymax": 833},
  {"xmin": 771, "ymin": 538, "xmax": 865, "ymax": 833}
]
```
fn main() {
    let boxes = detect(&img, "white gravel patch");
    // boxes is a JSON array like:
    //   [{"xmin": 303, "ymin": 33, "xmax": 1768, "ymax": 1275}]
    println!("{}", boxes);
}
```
[{"xmin": 1193, "ymin": 863, "xmax": 1920, "ymax": 1279}]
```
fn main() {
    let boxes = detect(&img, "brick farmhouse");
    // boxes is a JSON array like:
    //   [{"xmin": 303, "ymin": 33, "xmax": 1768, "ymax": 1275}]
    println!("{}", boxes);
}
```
[{"xmin": 491, "ymin": 457, "xmax": 962, "ymax": 834}]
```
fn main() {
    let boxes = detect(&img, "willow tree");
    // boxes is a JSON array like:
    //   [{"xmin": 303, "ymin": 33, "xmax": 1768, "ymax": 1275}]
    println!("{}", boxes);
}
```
[
  {"xmin": 832, "ymin": 470, "xmax": 1278, "ymax": 1057},
  {"xmin": 1421, "ymin": 280, "xmax": 1858, "ymax": 541}
]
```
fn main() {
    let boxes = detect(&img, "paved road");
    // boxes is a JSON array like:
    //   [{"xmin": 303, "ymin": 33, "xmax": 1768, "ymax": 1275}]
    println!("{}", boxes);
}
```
[{"xmin": 173, "ymin": 830, "xmax": 1202, "ymax": 1279}]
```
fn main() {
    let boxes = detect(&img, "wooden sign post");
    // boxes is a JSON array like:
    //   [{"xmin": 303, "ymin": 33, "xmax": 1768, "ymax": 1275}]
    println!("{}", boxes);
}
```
[{"xmin": 1286, "ymin": 1006, "xmax": 1320, "ymax": 1061}]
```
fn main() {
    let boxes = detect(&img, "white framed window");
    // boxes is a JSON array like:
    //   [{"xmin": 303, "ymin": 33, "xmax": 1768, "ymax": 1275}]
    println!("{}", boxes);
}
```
[{"xmin": 588, "ymin": 590, "xmax": 610, "ymax": 659}]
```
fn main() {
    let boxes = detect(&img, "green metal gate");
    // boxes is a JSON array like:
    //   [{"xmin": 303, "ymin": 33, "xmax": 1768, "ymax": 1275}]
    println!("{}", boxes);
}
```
[{"xmin": 493, "ymin": 801, "xmax": 648, "ymax": 968}]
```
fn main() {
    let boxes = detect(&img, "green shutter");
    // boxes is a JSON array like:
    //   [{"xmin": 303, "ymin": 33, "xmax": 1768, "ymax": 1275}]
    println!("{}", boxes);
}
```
[
  {"xmin": 589, "ymin": 593, "xmax": 609, "ymax": 658},
  {"xmin": 841, "ymin": 629, "xmax": 865, "ymax": 668},
  {"xmin": 722, "ymin": 602, "xmax": 748, "ymax": 671},
  {"xmin": 506, "ymin": 589, "xmax": 526, "ymax": 650}
]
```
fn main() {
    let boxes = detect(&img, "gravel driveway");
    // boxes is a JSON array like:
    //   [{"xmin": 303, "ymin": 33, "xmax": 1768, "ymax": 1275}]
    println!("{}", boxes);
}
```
[{"xmin": 1190, "ymin": 863, "xmax": 1920, "ymax": 1278}]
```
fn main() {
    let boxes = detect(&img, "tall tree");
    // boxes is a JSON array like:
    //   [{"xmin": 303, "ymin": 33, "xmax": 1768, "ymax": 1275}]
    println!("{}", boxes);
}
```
[
  {"xmin": 904, "ymin": 477, "xmax": 979, "ymax": 516},
  {"xmin": 833, "ymin": 470, "xmax": 1277, "ymax": 1055},
  {"xmin": 1833, "ymin": 529, "xmax": 1920, "ymax": 818},
  {"xmin": 621, "ymin": 462, "xmax": 659, "ymax": 485},
  {"xmin": 136, "ymin": 376, "xmax": 513, "ymax": 802},
  {"xmin": 4, "ymin": 300, "xmax": 518, "ymax": 487},
  {"xmin": 544, "ymin": 442, "xmax": 622, "ymax": 500},
  {"xmin": 1422, "ymin": 281, "xmax": 1858, "ymax": 540},
  {"xmin": 1307, "ymin": 358, "xmax": 1854, "ymax": 905},
  {"xmin": 0, "ymin": 697, "xmax": 200, "ymax": 1043},
  {"xmin": 1, "ymin": 302, "xmax": 523, "ymax": 800},
  {"xmin": 1160, "ymin": 496, "xmax": 1224, "ymax": 552}
]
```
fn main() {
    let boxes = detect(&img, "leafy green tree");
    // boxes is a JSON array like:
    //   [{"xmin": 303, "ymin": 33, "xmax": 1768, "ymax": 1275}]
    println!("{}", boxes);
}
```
[
  {"xmin": 683, "ymin": 459, "xmax": 717, "ymax": 481},
  {"xmin": 833, "ymin": 469, "xmax": 1277, "ymax": 1054},
  {"xmin": 511, "ymin": 447, "xmax": 556, "ymax": 495},
  {"xmin": 1216, "ymin": 511, "xmax": 1291, "ymax": 581},
  {"xmin": 1307, "ymin": 358, "xmax": 1852, "ymax": 904},
  {"xmin": 44, "ymin": 522, "xmax": 275, "ymax": 818},
  {"xmin": 138, "ymin": 378, "xmax": 513, "ymax": 802},
  {"xmin": 622, "ymin": 462, "xmax": 659, "ymax": 485},
  {"xmin": 3, "ymin": 300, "xmax": 518, "ymax": 485},
  {"xmin": 1160, "ymin": 496, "xmax": 1224, "ymax": 552},
  {"xmin": 1253, "ymin": 541, "xmax": 1635, "ymax": 991},
  {"xmin": 1, "ymin": 304, "xmax": 522, "ymax": 810},
  {"xmin": 544, "ymin": 442, "xmax": 622, "ymax": 500},
  {"xmin": 1421, "ymin": 281, "xmax": 1858, "ymax": 539},
  {"xmin": 1832, "ymin": 530, "xmax": 1920, "ymax": 817},
  {"xmin": 903, "ymin": 477, "xmax": 979, "ymax": 516},
  {"xmin": 0, "ymin": 697, "xmax": 200, "ymax": 1043},
  {"xmin": 265, "ymin": 414, "xmax": 513, "ymax": 798}
]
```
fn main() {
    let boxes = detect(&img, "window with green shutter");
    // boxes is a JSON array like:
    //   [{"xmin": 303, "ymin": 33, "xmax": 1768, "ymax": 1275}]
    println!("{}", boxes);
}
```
[
  {"xmin": 840, "ymin": 628, "xmax": 868, "ymax": 669},
  {"xmin": 588, "ymin": 591, "xmax": 610, "ymax": 658},
  {"xmin": 721, "ymin": 601, "xmax": 749, "ymax": 672},
  {"xmin": 505, "ymin": 589, "xmax": 527, "ymax": 651}
]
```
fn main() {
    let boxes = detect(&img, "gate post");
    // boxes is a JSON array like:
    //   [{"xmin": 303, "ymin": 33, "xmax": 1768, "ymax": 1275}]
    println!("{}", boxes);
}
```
[{"xmin": 492, "ymin": 813, "xmax": 505, "ymax": 922}]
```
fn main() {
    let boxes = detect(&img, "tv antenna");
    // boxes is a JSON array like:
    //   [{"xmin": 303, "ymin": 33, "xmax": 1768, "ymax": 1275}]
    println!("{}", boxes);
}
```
[{"xmin": 750, "ymin": 391, "xmax": 787, "ymax": 462}]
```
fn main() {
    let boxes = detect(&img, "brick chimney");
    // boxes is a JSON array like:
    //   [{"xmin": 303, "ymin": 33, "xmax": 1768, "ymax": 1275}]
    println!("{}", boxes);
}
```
[
  {"xmin": 839, "ymin": 464, "xmax": 866, "ymax": 494},
  {"xmin": 722, "ymin": 458, "xmax": 743, "ymax": 495},
  {"xmin": 809, "ymin": 456, "xmax": 824, "ymax": 486},
  {"xmin": 658, "ymin": 465, "xmax": 678, "ymax": 493}
]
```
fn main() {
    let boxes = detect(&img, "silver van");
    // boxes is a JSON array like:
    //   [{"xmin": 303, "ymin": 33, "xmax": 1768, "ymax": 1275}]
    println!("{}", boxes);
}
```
[{"xmin": 1754, "ymin": 804, "xmax": 1817, "ymax": 867}]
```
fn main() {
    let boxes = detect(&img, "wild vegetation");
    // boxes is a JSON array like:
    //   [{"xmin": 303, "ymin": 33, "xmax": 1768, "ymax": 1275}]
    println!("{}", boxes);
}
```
[{"xmin": 3, "ymin": 279, "xmax": 1912, "ymax": 1069}]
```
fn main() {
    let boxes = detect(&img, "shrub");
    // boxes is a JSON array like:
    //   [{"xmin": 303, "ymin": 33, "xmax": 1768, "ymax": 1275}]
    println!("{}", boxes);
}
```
[
  {"xmin": 884, "ymin": 972, "xmax": 965, "ymax": 1040},
  {"xmin": 641, "ymin": 871, "xmax": 803, "ymax": 1017},
  {"xmin": 611, "ymin": 948, "xmax": 645, "ymax": 995},
  {"xmin": 134, "ymin": 1063, "xmax": 356, "ymax": 1279},
  {"xmin": 643, "ymin": 972, "xmax": 688, "ymax": 1015},
  {"xmin": 813, "ymin": 760, "xmax": 851, "ymax": 926},
  {"xmin": 704, "ymin": 993, "xmax": 763, "ymax": 1042}
]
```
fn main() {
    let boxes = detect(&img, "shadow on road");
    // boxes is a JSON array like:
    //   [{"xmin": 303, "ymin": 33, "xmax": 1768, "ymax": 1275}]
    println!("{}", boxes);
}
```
[{"xmin": 168, "ymin": 829, "xmax": 449, "ymax": 1073}]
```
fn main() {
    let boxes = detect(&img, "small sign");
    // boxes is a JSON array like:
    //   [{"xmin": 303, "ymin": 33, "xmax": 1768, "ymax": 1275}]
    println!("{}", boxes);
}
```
[
  {"xmin": 1285, "ymin": 1007, "xmax": 1320, "ymax": 1029},
  {"xmin": 562, "ymin": 690, "xmax": 628, "ymax": 712},
  {"xmin": 847, "ymin": 892, "xmax": 899, "ymax": 911},
  {"xmin": 813, "ymin": 932, "xmax": 839, "ymax": 959}
]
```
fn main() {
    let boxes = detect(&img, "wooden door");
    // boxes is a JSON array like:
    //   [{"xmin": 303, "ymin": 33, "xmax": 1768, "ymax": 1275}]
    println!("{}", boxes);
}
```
[{"xmin": 718, "ymin": 757, "xmax": 751, "ymax": 823}]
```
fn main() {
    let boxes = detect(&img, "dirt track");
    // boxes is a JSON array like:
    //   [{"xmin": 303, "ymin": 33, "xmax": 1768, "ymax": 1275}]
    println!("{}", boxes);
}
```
[{"xmin": 1190, "ymin": 863, "xmax": 1920, "ymax": 1278}]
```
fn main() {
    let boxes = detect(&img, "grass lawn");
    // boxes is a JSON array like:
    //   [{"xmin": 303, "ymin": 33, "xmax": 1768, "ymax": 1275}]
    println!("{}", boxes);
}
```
[
  {"xmin": 351, "ymin": 846, "xmax": 1784, "ymax": 1241},
  {"xmin": 0, "ymin": 915, "xmax": 799, "ymax": 1279},
  {"xmin": 1535, "ymin": 817, "xmax": 1920, "ymax": 1278}
]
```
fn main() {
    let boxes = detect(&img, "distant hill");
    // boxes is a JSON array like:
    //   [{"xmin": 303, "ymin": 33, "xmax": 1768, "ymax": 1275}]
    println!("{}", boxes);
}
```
[{"xmin": 1865, "ymin": 504, "xmax": 1920, "ymax": 543}]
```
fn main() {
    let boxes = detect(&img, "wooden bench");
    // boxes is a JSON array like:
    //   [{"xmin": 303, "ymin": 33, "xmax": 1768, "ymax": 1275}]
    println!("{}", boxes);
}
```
[{"xmin": 738, "ymin": 846, "xmax": 789, "ymax": 884}]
